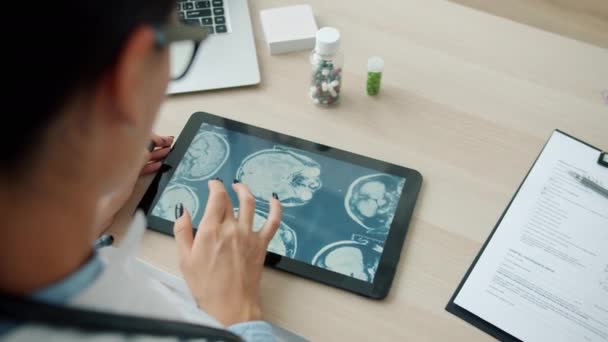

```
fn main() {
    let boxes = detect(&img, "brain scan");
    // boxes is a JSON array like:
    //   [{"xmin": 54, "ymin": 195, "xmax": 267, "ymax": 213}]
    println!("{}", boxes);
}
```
[
  {"xmin": 312, "ymin": 235, "xmax": 382, "ymax": 282},
  {"xmin": 236, "ymin": 147, "xmax": 322, "ymax": 207},
  {"xmin": 345, "ymin": 174, "xmax": 405, "ymax": 234},
  {"xmin": 175, "ymin": 128, "xmax": 230, "ymax": 181},
  {"xmin": 234, "ymin": 208, "xmax": 297, "ymax": 257},
  {"xmin": 152, "ymin": 184, "xmax": 200, "ymax": 221}
]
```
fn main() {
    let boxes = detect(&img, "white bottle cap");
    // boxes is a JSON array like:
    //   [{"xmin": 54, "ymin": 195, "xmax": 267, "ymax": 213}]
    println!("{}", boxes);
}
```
[
  {"xmin": 367, "ymin": 56, "xmax": 384, "ymax": 73},
  {"xmin": 315, "ymin": 27, "xmax": 340, "ymax": 55}
]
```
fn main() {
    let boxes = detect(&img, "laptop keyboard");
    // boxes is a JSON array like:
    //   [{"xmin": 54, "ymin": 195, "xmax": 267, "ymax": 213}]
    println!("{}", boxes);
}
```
[{"xmin": 177, "ymin": 0, "xmax": 229, "ymax": 34}]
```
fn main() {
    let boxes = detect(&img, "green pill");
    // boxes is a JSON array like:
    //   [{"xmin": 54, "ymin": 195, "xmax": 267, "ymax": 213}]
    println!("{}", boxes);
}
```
[
  {"xmin": 366, "ymin": 56, "xmax": 384, "ymax": 96},
  {"xmin": 367, "ymin": 72, "xmax": 382, "ymax": 96}
]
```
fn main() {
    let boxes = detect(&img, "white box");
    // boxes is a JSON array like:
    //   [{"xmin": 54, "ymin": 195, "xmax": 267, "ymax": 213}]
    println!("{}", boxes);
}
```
[{"xmin": 260, "ymin": 5, "xmax": 318, "ymax": 55}]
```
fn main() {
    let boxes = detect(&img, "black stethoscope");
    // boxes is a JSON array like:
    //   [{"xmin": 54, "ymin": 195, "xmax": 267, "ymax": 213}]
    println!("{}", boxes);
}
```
[
  {"xmin": 0, "ymin": 293, "xmax": 241, "ymax": 341},
  {"xmin": 4, "ymin": 231, "xmax": 240, "ymax": 340}
]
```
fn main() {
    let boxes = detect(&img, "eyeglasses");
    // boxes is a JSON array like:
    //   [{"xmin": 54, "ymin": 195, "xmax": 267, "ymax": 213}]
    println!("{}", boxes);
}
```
[{"xmin": 155, "ymin": 23, "xmax": 209, "ymax": 81}]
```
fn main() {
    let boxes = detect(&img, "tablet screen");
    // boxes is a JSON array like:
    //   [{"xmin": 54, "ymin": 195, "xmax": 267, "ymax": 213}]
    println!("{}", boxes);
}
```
[{"xmin": 150, "ymin": 123, "xmax": 406, "ymax": 283}]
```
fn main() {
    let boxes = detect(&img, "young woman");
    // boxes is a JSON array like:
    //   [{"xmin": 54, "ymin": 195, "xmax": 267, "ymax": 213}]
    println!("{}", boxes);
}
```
[{"xmin": 0, "ymin": 1, "xmax": 281, "ymax": 341}]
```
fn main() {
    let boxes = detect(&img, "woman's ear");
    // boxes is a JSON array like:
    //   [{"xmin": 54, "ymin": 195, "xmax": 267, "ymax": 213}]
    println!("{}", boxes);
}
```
[{"xmin": 103, "ymin": 25, "xmax": 157, "ymax": 127}]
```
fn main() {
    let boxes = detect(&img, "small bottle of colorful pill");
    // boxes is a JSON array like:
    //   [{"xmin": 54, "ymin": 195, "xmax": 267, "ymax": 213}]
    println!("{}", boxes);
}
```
[
  {"xmin": 309, "ymin": 27, "xmax": 343, "ymax": 106},
  {"xmin": 366, "ymin": 56, "xmax": 384, "ymax": 96}
]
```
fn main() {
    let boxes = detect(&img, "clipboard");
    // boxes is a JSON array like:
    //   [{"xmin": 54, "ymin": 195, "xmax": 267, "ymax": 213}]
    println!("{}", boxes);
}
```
[{"xmin": 445, "ymin": 129, "xmax": 607, "ymax": 342}]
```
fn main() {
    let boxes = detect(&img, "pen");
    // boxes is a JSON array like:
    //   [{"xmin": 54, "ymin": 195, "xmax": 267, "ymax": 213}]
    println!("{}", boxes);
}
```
[
  {"xmin": 568, "ymin": 171, "xmax": 608, "ymax": 200},
  {"xmin": 94, "ymin": 234, "xmax": 114, "ymax": 249}
]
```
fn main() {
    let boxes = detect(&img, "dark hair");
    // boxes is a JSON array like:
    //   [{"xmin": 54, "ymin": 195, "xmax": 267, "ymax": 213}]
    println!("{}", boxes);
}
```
[{"xmin": 3, "ymin": 1, "xmax": 174, "ymax": 176}]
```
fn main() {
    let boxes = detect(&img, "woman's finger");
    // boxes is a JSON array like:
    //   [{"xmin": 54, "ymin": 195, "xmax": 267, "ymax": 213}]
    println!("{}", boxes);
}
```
[
  {"xmin": 199, "ymin": 179, "xmax": 230, "ymax": 228},
  {"xmin": 232, "ymin": 182, "xmax": 255, "ymax": 230},
  {"xmin": 149, "ymin": 146, "xmax": 171, "ymax": 162},
  {"xmin": 173, "ymin": 204, "xmax": 193, "ymax": 262},
  {"xmin": 259, "ymin": 194, "xmax": 282, "ymax": 244},
  {"xmin": 140, "ymin": 161, "xmax": 162, "ymax": 175},
  {"xmin": 151, "ymin": 135, "xmax": 174, "ymax": 149}
]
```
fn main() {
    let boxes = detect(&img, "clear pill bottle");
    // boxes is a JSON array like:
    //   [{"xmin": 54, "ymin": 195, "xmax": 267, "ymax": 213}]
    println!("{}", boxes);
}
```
[
  {"xmin": 309, "ymin": 27, "xmax": 343, "ymax": 106},
  {"xmin": 366, "ymin": 56, "xmax": 384, "ymax": 96}
]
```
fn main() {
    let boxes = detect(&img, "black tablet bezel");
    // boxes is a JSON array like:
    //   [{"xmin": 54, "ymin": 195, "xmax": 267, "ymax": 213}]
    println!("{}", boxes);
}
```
[{"xmin": 139, "ymin": 112, "xmax": 423, "ymax": 299}]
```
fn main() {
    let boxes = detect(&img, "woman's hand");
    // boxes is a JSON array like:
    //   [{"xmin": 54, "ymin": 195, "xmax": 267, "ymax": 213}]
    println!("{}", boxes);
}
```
[
  {"xmin": 173, "ymin": 180, "xmax": 282, "ymax": 326},
  {"xmin": 95, "ymin": 134, "xmax": 174, "ymax": 234},
  {"xmin": 141, "ymin": 134, "xmax": 174, "ymax": 175}
]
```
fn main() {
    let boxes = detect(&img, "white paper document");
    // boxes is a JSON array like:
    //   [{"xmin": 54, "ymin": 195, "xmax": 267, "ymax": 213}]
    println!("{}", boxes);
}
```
[{"xmin": 455, "ymin": 131, "xmax": 608, "ymax": 342}]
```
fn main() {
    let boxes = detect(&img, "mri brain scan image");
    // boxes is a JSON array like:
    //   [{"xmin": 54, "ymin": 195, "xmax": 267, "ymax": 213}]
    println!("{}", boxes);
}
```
[
  {"xmin": 312, "ymin": 235, "xmax": 382, "ymax": 282},
  {"xmin": 236, "ymin": 147, "xmax": 322, "ymax": 207},
  {"xmin": 175, "ymin": 128, "xmax": 230, "ymax": 181},
  {"xmin": 148, "ymin": 121, "xmax": 415, "ymax": 286},
  {"xmin": 234, "ymin": 208, "xmax": 297, "ymax": 257},
  {"xmin": 345, "ymin": 174, "xmax": 405, "ymax": 234},
  {"xmin": 152, "ymin": 184, "xmax": 200, "ymax": 222}
]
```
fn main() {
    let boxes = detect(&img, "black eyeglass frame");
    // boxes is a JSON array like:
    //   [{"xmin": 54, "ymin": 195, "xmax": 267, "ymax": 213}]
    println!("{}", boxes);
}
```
[{"xmin": 154, "ymin": 23, "xmax": 209, "ymax": 81}]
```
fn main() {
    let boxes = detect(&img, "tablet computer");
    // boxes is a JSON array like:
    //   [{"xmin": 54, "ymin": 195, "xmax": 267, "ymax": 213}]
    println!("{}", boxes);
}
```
[{"xmin": 139, "ymin": 112, "xmax": 422, "ymax": 299}]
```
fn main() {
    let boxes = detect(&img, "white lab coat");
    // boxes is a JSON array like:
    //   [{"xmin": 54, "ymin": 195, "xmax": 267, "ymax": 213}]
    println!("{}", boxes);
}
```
[{"xmin": 4, "ymin": 212, "xmax": 223, "ymax": 341}]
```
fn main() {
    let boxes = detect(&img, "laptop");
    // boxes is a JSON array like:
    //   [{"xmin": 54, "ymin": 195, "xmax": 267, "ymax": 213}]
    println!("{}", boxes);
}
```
[{"xmin": 170, "ymin": 0, "xmax": 260, "ymax": 94}]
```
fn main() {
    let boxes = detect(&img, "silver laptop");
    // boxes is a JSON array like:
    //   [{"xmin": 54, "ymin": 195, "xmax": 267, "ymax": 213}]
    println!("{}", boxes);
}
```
[{"xmin": 169, "ymin": 0, "xmax": 260, "ymax": 94}]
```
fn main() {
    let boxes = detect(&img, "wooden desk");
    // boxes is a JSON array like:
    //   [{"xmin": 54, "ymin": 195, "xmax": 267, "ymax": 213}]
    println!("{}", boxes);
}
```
[
  {"xmin": 449, "ymin": 0, "xmax": 608, "ymax": 49},
  {"xmin": 109, "ymin": 0, "xmax": 608, "ymax": 340}
]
